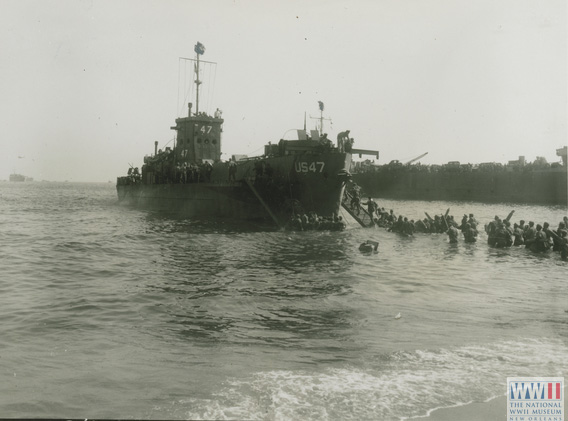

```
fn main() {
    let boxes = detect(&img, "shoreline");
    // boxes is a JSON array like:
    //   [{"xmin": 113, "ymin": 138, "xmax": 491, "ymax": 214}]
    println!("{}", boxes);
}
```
[
  {"xmin": 413, "ymin": 393, "xmax": 567, "ymax": 421},
  {"xmin": 421, "ymin": 395, "xmax": 506, "ymax": 421}
]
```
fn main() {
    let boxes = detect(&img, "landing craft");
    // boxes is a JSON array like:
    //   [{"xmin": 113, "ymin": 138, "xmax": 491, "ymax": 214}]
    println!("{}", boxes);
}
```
[{"xmin": 116, "ymin": 42, "xmax": 378, "ymax": 228}]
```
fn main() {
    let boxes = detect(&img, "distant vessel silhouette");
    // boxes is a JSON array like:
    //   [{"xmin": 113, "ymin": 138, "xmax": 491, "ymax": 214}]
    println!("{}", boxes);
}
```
[{"xmin": 9, "ymin": 173, "xmax": 33, "ymax": 182}]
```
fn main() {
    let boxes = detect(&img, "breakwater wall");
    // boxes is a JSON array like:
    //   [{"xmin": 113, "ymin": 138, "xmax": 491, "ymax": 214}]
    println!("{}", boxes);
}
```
[{"xmin": 352, "ymin": 168, "xmax": 567, "ymax": 205}]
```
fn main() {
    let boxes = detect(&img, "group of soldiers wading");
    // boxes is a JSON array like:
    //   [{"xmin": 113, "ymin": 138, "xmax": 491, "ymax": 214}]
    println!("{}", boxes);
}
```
[
  {"xmin": 485, "ymin": 215, "xmax": 568, "ymax": 259},
  {"xmin": 286, "ymin": 212, "xmax": 347, "ymax": 232},
  {"xmin": 348, "ymin": 185, "xmax": 478, "ymax": 237},
  {"xmin": 347, "ymin": 184, "xmax": 568, "ymax": 260}
]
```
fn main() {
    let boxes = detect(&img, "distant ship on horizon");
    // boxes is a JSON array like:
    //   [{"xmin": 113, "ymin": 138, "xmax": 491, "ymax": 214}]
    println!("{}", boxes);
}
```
[{"xmin": 9, "ymin": 173, "xmax": 33, "ymax": 182}]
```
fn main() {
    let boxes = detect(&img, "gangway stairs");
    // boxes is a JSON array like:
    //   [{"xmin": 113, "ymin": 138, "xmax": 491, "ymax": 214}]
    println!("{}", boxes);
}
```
[{"xmin": 341, "ymin": 190, "xmax": 375, "ymax": 227}]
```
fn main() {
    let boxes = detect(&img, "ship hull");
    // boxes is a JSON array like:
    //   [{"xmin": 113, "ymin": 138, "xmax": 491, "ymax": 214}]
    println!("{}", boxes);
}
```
[
  {"xmin": 117, "ymin": 152, "xmax": 351, "ymax": 225},
  {"xmin": 352, "ymin": 167, "xmax": 568, "ymax": 205},
  {"xmin": 117, "ymin": 183, "xmax": 269, "ymax": 220}
]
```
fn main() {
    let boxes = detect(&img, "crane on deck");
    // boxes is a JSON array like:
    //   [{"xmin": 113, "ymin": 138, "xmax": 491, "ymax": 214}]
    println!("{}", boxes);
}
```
[{"xmin": 405, "ymin": 152, "xmax": 428, "ymax": 165}]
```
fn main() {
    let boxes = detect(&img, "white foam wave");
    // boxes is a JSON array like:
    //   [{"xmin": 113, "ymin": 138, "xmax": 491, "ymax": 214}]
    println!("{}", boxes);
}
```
[{"xmin": 175, "ymin": 338, "xmax": 568, "ymax": 420}]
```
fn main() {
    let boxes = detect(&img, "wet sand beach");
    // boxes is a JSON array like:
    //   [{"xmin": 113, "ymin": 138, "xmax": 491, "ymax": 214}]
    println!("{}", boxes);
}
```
[
  {"xmin": 424, "ymin": 396, "xmax": 506, "ymax": 420},
  {"xmin": 425, "ymin": 394, "xmax": 567, "ymax": 421}
]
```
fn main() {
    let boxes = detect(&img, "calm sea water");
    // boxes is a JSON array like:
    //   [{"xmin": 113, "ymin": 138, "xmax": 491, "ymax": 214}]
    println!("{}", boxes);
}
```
[{"xmin": 0, "ymin": 181, "xmax": 567, "ymax": 420}]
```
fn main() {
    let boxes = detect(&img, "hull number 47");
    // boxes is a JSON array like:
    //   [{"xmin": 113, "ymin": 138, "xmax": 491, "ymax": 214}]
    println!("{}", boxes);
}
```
[{"xmin": 295, "ymin": 161, "xmax": 325, "ymax": 173}]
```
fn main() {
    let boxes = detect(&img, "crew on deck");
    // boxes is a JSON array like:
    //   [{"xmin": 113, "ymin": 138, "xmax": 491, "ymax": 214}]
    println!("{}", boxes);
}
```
[
  {"xmin": 228, "ymin": 159, "xmax": 237, "ymax": 182},
  {"xmin": 122, "ymin": 167, "xmax": 141, "ymax": 184},
  {"xmin": 336, "ymin": 130, "xmax": 350, "ymax": 152}
]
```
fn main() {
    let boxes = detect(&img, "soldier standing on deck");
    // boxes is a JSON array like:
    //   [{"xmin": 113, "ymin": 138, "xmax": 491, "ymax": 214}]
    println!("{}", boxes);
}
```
[
  {"xmin": 228, "ymin": 159, "xmax": 237, "ymax": 182},
  {"xmin": 336, "ymin": 130, "xmax": 350, "ymax": 152}
]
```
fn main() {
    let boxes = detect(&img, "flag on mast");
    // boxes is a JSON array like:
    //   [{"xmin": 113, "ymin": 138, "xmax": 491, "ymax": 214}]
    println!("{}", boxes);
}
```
[{"xmin": 318, "ymin": 101, "xmax": 324, "ymax": 111}]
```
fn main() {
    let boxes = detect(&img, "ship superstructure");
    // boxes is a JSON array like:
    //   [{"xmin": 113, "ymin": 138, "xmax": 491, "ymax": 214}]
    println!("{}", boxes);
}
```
[{"xmin": 116, "ymin": 42, "xmax": 376, "ymax": 228}]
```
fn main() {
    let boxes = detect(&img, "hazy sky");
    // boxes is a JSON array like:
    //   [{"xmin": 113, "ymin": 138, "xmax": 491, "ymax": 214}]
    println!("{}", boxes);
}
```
[{"xmin": 1, "ymin": 0, "xmax": 566, "ymax": 182}]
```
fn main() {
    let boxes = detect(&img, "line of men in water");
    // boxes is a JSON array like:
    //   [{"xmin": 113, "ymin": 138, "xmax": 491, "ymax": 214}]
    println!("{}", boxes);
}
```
[
  {"xmin": 485, "ymin": 216, "xmax": 568, "ymax": 258},
  {"xmin": 349, "ymin": 190, "xmax": 471, "ymax": 235},
  {"xmin": 286, "ymin": 212, "xmax": 347, "ymax": 232},
  {"xmin": 360, "ymin": 197, "xmax": 480, "ymax": 241},
  {"xmin": 360, "ymin": 194, "xmax": 568, "ymax": 260}
]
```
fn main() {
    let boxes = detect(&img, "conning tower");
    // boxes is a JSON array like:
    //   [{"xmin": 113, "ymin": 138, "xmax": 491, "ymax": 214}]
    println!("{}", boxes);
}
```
[
  {"xmin": 172, "ymin": 104, "xmax": 223, "ymax": 164},
  {"xmin": 171, "ymin": 41, "xmax": 223, "ymax": 164}
]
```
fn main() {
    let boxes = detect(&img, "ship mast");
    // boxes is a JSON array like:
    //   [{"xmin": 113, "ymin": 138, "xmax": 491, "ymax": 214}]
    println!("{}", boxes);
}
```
[
  {"xmin": 194, "ymin": 42, "xmax": 205, "ymax": 115},
  {"xmin": 310, "ymin": 101, "xmax": 332, "ymax": 134}
]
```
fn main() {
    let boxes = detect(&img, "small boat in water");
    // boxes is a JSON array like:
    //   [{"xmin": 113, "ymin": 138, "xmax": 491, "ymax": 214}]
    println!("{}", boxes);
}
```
[{"xmin": 116, "ymin": 42, "xmax": 377, "ymax": 228}]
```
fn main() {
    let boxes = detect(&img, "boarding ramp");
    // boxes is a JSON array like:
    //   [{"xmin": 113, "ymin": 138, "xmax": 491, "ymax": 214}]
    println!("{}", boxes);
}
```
[{"xmin": 341, "ymin": 190, "xmax": 375, "ymax": 227}]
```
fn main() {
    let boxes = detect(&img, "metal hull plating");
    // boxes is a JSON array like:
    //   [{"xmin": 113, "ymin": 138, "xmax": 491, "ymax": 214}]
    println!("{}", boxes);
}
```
[
  {"xmin": 352, "ymin": 167, "xmax": 567, "ymax": 205},
  {"xmin": 117, "ymin": 183, "xmax": 266, "ymax": 219},
  {"xmin": 117, "ymin": 152, "xmax": 351, "ymax": 225}
]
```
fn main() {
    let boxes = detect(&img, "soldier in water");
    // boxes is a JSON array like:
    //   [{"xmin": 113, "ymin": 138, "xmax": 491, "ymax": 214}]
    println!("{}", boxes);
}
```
[
  {"xmin": 447, "ymin": 224, "xmax": 459, "ymax": 243},
  {"xmin": 365, "ymin": 197, "xmax": 378, "ymax": 221},
  {"xmin": 462, "ymin": 223, "xmax": 478, "ymax": 243},
  {"xmin": 531, "ymin": 224, "xmax": 551, "ymax": 252},
  {"xmin": 512, "ymin": 223, "xmax": 524, "ymax": 246},
  {"xmin": 524, "ymin": 221, "xmax": 537, "ymax": 247}
]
